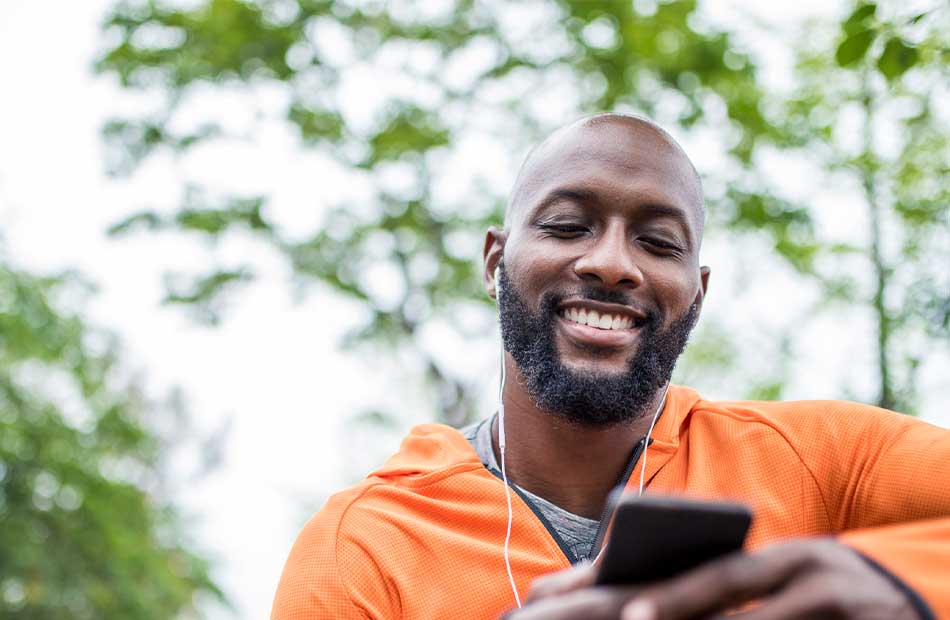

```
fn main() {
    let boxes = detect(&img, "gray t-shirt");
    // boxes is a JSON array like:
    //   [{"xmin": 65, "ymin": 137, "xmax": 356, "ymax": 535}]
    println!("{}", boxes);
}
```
[{"xmin": 461, "ymin": 417, "xmax": 600, "ymax": 562}]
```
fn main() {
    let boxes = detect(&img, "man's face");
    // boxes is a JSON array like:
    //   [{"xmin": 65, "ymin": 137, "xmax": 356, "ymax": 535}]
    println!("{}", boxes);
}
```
[{"xmin": 486, "ymin": 118, "xmax": 709, "ymax": 425}]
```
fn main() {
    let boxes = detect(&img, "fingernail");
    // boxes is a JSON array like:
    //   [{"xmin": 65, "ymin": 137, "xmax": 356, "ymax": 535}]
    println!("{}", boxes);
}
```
[{"xmin": 622, "ymin": 600, "xmax": 656, "ymax": 620}]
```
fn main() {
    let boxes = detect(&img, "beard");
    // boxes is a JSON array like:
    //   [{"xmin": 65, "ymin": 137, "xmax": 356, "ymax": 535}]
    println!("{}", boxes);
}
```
[{"xmin": 496, "ymin": 262, "xmax": 699, "ymax": 428}]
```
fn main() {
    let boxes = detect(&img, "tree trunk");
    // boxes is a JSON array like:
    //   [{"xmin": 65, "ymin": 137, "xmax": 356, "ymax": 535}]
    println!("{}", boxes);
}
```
[{"xmin": 860, "ymin": 77, "xmax": 895, "ymax": 411}]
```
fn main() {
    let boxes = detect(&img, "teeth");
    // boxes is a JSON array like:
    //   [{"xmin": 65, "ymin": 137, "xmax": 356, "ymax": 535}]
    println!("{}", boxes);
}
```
[
  {"xmin": 562, "ymin": 308, "xmax": 634, "ymax": 331},
  {"xmin": 587, "ymin": 310, "xmax": 600, "ymax": 327}
]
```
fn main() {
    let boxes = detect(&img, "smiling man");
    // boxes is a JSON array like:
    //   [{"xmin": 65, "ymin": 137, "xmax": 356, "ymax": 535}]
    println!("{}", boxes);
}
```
[{"xmin": 272, "ymin": 114, "xmax": 950, "ymax": 620}]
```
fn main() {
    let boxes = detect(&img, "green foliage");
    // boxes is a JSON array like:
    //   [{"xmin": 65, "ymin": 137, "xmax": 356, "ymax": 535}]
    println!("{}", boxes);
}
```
[
  {"xmin": 97, "ymin": 0, "xmax": 309, "ymax": 87},
  {"xmin": 836, "ymin": 28, "xmax": 876, "ymax": 66},
  {"xmin": 0, "ymin": 262, "xmax": 222, "ymax": 619},
  {"xmin": 162, "ymin": 268, "xmax": 254, "ymax": 325},
  {"xmin": 877, "ymin": 37, "xmax": 918, "ymax": 80},
  {"xmin": 836, "ymin": 2, "xmax": 877, "ymax": 65},
  {"xmin": 287, "ymin": 104, "xmax": 344, "ymax": 143},
  {"xmin": 110, "ymin": 190, "xmax": 272, "ymax": 238},
  {"xmin": 108, "ymin": 190, "xmax": 271, "ymax": 324},
  {"xmin": 835, "ymin": 2, "xmax": 927, "ymax": 81},
  {"xmin": 362, "ymin": 105, "xmax": 451, "ymax": 167},
  {"xmin": 775, "ymin": 3, "xmax": 949, "ymax": 412},
  {"xmin": 102, "ymin": 119, "xmax": 222, "ymax": 177},
  {"xmin": 717, "ymin": 189, "xmax": 818, "ymax": 273}
]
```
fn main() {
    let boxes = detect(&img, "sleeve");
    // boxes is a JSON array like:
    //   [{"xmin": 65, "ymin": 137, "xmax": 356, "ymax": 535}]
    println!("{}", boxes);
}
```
[
  {"xmin": 271, "ymin": 492, "xmax": 399, "ymax": 620},
  {"xmin": 829, "ymin": 410, "xmax": 950, "ymax": 617},
  {"xmin": 842, "ymin": 521, "xmax": 947, "ymax": 620}
]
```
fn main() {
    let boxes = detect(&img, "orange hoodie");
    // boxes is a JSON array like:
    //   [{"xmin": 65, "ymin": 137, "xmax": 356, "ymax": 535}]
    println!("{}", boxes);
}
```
[{"xmin": 272, "ymin": 385, "xmax": 950, "ymax": 619}]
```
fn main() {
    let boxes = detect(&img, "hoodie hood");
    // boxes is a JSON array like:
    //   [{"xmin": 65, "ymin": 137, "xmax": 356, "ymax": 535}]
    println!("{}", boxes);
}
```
[{"xmin": 370, "ymin": 384, "xmax": 703, "ymax": 480}]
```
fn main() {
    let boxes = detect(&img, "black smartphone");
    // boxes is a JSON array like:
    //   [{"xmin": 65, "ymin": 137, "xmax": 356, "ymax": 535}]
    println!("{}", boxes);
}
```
[{"xmin": 595, "ymin": 495, "xmax": 753, "ymax": 585}]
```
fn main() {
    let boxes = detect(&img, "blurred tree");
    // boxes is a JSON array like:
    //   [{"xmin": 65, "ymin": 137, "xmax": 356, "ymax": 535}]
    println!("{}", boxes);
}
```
[
  {"xmin": 96, "ymin": 0, "xmax": 804, "ymax": 429},
  {"xmin": 0, "ymin": 259, "xmax": 222, "ymax": 619},
  {"xmin": 773, "ymin": 2, "xmax": 949, "ymax": 412}
]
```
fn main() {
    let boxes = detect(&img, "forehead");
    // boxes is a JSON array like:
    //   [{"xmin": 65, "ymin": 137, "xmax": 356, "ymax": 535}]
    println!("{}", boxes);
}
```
[{"xmin": 509, "ymin": 121, "xmax": 703, "ymax": 232}]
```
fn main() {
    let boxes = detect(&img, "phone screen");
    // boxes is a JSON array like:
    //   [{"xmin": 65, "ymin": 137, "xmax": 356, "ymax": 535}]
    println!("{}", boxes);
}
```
[{"xmin": 595, "ymin": 495, "xmax": 753, "ymax": 585}]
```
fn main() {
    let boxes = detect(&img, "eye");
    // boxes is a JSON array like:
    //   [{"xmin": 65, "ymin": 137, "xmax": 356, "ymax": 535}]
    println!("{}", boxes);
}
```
[
  {"xmin": 640, "ymin": 237, "xmax": 683, "ymax": 255},
  {"xmin": 538, "ymin": 223, "xmax": 589, "ymax": 238}
]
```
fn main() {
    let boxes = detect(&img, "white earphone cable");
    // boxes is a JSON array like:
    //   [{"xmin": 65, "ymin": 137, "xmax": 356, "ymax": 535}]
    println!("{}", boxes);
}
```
[
  {"xmin": 495, "ymin": 264, "xmax": 668, "ymax": 607},
  {"xmin": 495, "ymin": 268, "xmax": 523, "ymax": 608},
  {"xmin": 638, "ymin": 384, "xmax": 669, "ymax": 496},
  {"xmin": 590, "ymin": 385, "xmax": 668, "ymax": 565},
  {"xmin": 498, "ymin": 365, "xmax": 522, "ymax": 608}
]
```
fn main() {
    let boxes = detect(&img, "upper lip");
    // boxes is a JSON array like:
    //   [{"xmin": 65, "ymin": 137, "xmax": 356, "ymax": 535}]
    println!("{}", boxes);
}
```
[{"xmin": 557, "ymin": 299, "xmax": 648, "ymax": 325}]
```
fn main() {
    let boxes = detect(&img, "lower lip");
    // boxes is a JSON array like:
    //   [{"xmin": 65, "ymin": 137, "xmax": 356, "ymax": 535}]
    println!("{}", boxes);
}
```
[{"xmin": 556, "ymin": 314, "xmax": 642, "ymax": 348}]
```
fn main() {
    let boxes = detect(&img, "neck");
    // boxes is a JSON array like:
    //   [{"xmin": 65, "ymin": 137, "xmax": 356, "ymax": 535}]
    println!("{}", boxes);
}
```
[{"xmin": 493, "ymin": 357, "xmax": 667, "ymax": 520}]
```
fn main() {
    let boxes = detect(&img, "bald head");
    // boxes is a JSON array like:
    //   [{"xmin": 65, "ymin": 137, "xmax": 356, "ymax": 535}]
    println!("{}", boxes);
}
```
[{"xmin": 506, "ymin": 114, "xmax": 704, "ymax": 234}]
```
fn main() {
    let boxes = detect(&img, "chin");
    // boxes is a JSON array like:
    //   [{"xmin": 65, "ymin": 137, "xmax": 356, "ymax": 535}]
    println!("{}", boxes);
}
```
[{"xmin": 559, "ymin": 355, "xmax": 631, "ymax": 377}]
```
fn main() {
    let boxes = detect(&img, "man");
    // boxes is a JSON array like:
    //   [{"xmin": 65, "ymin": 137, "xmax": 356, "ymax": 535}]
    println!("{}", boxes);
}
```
[{"xmin": 272, "ymin": 114, "xmax": 949, "ymax": 619}]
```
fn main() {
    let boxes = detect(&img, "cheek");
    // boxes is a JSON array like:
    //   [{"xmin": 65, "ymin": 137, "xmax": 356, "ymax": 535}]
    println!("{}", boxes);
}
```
[
  {"xmin": 646, "ymin": 267, "xmax": 698, "ymax": 315},
  {"xmin": 505, "ymin": 240, "xmax": 572, "ymax": 295}
]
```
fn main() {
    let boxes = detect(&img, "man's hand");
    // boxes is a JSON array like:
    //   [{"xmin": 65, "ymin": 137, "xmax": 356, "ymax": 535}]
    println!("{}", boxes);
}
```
[{"xmin": 502, "ymin": 539, "xmax": 921, "ymax": 620}]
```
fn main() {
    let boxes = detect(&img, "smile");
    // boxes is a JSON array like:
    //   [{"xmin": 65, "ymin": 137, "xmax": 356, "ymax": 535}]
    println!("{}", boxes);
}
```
[
  {"xmin": 560, "ymin": 307, "xmax": 634, "ymax": 330},
  {"xmin": 557, "ymin": 299, "xmax": 648, "ymax": 330},
  {"xmin": 555, "ymin": 300, "xmax": 647, "ymax": 349}
]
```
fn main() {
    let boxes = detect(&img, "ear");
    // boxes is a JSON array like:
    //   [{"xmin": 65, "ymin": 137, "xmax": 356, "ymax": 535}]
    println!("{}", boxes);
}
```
[
  {"xmin": 695, "ymin": 266, "xmax": 711, "ymax": 313},
  {"xmin": 483, "ymin": 226, "xmax": 507, "ymax": 299}
]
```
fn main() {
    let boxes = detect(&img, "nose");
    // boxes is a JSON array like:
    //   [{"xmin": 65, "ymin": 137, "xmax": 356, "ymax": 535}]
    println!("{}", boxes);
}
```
[{"xmin": 573, "ymin": 222, "xmax": 643, "ymax": 288}]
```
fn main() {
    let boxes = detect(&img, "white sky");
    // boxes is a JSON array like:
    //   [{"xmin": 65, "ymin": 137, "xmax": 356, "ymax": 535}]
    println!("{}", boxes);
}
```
[{"xmin": 0, "ymin": 1, "xmax": 947, "ymax": 619}]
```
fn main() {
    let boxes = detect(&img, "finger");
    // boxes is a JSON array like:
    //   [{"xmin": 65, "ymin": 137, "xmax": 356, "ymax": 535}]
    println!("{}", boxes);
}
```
[
  {"xmin": 702, "ymin": 590, "xmax": 826, "ymax": 620},
  {"xmin": 621, "ymin": 542, "xmax": 815, "ymax": 620},
  {"xmin": 506, "ymin": 586, "xmax": 637, "ymax": 620},
  {"xmin": 525, "ymin": 562, "xmax": 597, "ymax": 603}
]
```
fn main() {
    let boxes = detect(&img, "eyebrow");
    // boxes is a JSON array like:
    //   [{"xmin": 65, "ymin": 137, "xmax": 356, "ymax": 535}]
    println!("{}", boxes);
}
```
[
  {"xmin": 637, "ymin": 203, "xmax": 692, "ymax": 227},
  {"xmin": 532, "ymin": 187, "xmax": 599, "ymax": 214}
]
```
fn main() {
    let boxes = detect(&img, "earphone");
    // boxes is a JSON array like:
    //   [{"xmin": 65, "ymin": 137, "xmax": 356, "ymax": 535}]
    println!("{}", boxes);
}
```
[
  {"xmin": 495, "ymin": 265, "xmax": 520, "ymax": 607},
  {"xmin": 493, "ymin": 264, "xmax": 667, "ymax": 608}
]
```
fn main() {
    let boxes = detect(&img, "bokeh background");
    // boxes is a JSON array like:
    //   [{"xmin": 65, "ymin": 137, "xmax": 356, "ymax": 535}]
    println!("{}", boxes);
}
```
[{"xmin": 0, "ymin": 0, "xmax": 947, "ymax": 618}]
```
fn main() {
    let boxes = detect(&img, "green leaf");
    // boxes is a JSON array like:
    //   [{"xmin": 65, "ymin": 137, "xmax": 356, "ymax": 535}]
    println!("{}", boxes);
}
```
[
  {"xmin": 162, "ymin": 269, "xmax": 252, "ymax": 306},
  {"xmin": 843, "ymin": 3, "xmax": 877, "ymax": 35},
  {"xmin": 106, "ymin": 211, "xmax": 164, "ymax": 236},
  {"xmin": 746, "ymin": 380, "xmax": 785, "ymax": 401},
  {"xmin": 362, "ymin": 105, "xmax": 450, "ymax": 167},
  {"xmin": 175, "ymin": 197, "xmax": 269, "ymax": 235},
  {"xmin": 288, "ymin": 104, "xmax": 344, "ymax": 143},
  {"xmin": 877, "ymin": 37, "xmax": 918, "ymax": 81},
  {"xmin": 836, "ymin": 28, "xmax": 875, "ymax": 66}
]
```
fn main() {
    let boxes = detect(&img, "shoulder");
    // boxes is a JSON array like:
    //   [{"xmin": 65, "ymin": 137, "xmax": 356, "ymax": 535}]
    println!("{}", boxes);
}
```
[
  {"xmin": 275, "ymin": 451, "xmax": 491, "ymax": 619},
  {"xmin": 299, "ymin": 448, "xmax": 489, "ymax": 551},
  {"xmin": 291, "ymin": 421, "xmax": 492, "ymax": 564},
  {"xmin": 272, "ymin": 482, "xmax": 380, "ymax": 618},
  {"xmin": 686, "ymin": 396, "xmax": 924, "ymax": 455}
]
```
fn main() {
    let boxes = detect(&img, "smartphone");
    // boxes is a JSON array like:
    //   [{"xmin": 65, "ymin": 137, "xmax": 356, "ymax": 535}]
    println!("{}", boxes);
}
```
[{"xmin": 595, "ymin": 494, "xmax": 753, "ymax": 585}]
